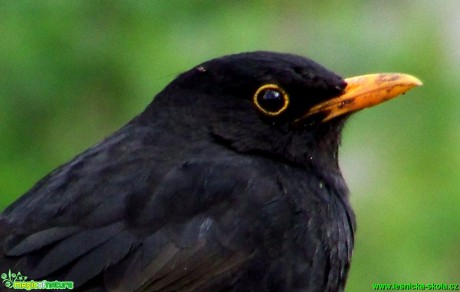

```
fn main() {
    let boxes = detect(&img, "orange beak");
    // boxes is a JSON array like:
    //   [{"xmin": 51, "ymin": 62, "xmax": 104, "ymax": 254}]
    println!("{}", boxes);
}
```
[{"xmin": 299, "ymin": 73, "xmax": 422, "ymax": 122}]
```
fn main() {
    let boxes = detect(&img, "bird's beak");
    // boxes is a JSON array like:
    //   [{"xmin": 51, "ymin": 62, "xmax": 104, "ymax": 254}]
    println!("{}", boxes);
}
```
[{"xmin": 299, "ymin": 73, "xmax": 422, "ymax": 122}]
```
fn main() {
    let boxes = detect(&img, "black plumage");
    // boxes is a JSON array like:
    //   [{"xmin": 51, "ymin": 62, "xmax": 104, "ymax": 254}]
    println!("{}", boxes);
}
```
[{"xmin": 0, "ymin": 52, "xmax": 421, "ymax": 291}]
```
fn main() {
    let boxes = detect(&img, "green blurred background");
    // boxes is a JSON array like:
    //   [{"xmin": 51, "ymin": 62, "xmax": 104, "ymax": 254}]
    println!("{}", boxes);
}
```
[{"xmin": 0, "ymin": 1, "xmax": 458, "ymax": 290}]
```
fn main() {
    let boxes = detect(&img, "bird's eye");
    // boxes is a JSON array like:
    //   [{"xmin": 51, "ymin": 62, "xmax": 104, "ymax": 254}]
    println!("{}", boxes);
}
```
[{"xmin": 253, "ymin": 84, "xmax": 289, "ymax": 116}]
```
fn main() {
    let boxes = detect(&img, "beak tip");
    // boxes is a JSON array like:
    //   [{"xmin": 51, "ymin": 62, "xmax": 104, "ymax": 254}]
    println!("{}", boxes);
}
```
[
  {"xmin": 411, "ymin": 76, "xmax": 423, "ymax": 87},
  {"xmin": 399, "ymin": 74, "xmax": 422, "ymax": 87}
]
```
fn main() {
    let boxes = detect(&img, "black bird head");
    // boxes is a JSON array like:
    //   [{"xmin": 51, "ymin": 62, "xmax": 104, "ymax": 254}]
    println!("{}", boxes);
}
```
[{"xmin": 143, "ymin": 51, "xmax": 421, "ymax": 172}]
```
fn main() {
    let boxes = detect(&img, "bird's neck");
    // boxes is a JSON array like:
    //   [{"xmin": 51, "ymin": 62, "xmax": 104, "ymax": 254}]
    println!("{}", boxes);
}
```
[
  {"xmin": 209, "ymin": 115, "xmax": 346, "ymax": 172},
  {"xmin": 140, "ymin": 99, "xmax": 348, "ymax": 196}
]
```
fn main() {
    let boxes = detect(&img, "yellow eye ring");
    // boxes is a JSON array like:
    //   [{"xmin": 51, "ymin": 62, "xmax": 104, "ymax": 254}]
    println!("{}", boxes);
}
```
[{"xmin": 253, "ymin": 84, "xmax": 289, "ymax": 116}]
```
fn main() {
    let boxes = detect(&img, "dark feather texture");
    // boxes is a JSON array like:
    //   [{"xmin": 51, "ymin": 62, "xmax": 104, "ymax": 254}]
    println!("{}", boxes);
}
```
[{"xmin": 1, "ymin": 52, "xmax": 355, "ymax": 291}]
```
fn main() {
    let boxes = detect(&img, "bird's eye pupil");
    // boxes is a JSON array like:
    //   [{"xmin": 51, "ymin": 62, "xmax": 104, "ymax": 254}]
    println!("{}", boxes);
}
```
[
  {"xmin": 263, "ymin": 90, "xmax": 281, "ymax": 100},
  {"xmin": 258, "ymin": 90, "xmax": 284, "ymax": 112},
  {"xmin": 253, "ymin": 85, "xmax": 289, "ymax": 116}
]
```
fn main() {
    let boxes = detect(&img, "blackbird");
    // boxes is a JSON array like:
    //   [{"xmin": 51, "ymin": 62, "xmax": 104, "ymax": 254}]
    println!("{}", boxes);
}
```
[{"xmin": 0, "ymin": 52, "xmax": 421, "ymax": 291}]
